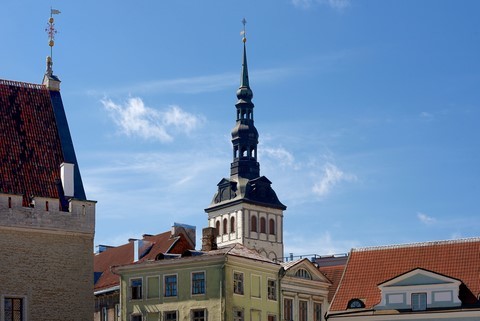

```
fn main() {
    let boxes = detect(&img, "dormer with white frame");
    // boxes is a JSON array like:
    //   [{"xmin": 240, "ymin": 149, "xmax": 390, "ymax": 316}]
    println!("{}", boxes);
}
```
[{"xmin": 375, "ymin": 268, "xmax": 462, "ymax": 311}]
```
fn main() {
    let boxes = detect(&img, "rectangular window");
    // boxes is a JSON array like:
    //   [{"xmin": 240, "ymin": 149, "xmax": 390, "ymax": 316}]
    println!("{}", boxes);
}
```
[
  {"xmin": 412, "ymin": 293, "xmax": 427, "ymax": 311},
  {"xmin": 284, "ymin": 298, "xmax": 293, "ymax": 321},
  {"xmin": 130, "ymin": 278, "xmax": 143, "ymax": 300},
  {"xmin": 234, "ymin": 272, "xmax": 244, "ymax": 295},
  {"xmin": 102, "ymin": 306, "xmax": 108, "ymax": 321},
  {"xmin": 233, "ymin": 309, "xmax": 244, "ymax": 321},
  {"xmin": 267, "ymin": 315, "xmax": 276, "ymax": 321},
  {"xmin": 314, "ymin": 303, "xmax": 322, "ymax": 321},
  {"xmin": 147, "ymin": 276, "xmax": 160, "ymax": 298},
  {"xmin": 191, "ymin": 309, "xmax": 206, "ymax": 321},
  {"xmin": 115, "ymin": 304, "xmax": 120, "ymax": 321},
  {"xmin": 165, "ymin": 275, "xmax": 178, "ymax": 297},
  {"xmin": 164, "ymin": 311, "xmax": 178, "ymax": 321},
  {"xmin": 267, "ymin": 279, "xmax": 277, "ymax": 300},
  {"xmin": 192, "ymin": 272, "xmax": 206, "ymax": 295},
  {"xmin": 131, "ymin": 314, "xmax": 142, "ymax": 321},
  {"xmin": 299, "ymin": 300, "xmax": 308, "ymax": 321},
  {"xmin": 4, "ymin": 298, "xmax": 23, "ymax": 321}
]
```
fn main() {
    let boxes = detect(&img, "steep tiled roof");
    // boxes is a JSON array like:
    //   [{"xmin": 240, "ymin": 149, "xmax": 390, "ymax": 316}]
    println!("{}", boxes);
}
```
[
  {"xmin": 330, "ymin": 238, "xmax": 480, "ymax": 311},
  {"xmin": 94, "ymin": 231, "xmax": 193, "ymax": 292},
  {"xmin": 0, "ymin": 79, "xmax": 86, "ymax": 202},
  {"xmin": 0, "ymin": 80, "xmax": 63, "ymax": 203},
  {"xmin": 319, "ymin": 264, "xmax": 346, "ymax": 303}
]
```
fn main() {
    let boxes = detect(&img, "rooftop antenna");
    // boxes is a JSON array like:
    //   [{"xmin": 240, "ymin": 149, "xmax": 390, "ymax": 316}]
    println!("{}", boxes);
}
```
[{"xmin": 45, "ymin": 8, "xmax": 61, "ymax": 62}]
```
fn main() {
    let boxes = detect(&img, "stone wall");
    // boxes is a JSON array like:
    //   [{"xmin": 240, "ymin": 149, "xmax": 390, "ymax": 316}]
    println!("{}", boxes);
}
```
[{"xmin": 0, "ymin": 193, "xmax": 95, "ymax": 321}]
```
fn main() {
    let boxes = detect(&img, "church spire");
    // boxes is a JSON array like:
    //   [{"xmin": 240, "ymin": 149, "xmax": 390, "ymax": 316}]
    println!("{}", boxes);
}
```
[{"xmin": 230, "ymin": 19, "xmax": 260, "ymax": 180}]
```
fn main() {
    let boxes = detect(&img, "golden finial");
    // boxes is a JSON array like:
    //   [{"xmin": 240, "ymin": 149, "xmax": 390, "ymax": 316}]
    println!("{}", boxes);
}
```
[
  {"xmin": 241, "ymin": 18, "xmax": 247, "ymax": 43},
  {"xmin": 45, "ymin": 8, "xmax": 61, "ymax": 60}
]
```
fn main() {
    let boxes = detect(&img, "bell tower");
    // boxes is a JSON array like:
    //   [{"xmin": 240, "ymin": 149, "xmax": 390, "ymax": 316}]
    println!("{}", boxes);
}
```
[{"xmin": 205, "ymin": 20, "xmax": 286, "ymax": 261}]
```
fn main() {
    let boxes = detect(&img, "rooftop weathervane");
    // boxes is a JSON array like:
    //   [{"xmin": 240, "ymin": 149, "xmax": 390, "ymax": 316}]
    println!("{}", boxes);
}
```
[
  {"xmin": 241, "ymin": 18, "xmax": 247, "ymax": 43},
  {"xmin": 45, "ymin": 8, "xmax": 61, "ymax": 60}
]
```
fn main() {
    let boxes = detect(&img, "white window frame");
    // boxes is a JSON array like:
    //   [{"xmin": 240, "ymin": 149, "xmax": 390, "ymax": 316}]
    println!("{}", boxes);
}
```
[
  {"xmin": 233, "ymin": 271, "xmax": 244, "ymax": 295},
  {"xmin": 191, "ymin": 308, "xmax": 207, "ymax": 321},
  {"xmin": 129, "ymin": 277, "xmax": 143, "ymax": 300},
  {"xmin": 164, "ymin": 310, "xmax": 178, "ymax": 321},
  {"xmin": 267, "ymin": 278, "xmax": 277, "ymax": 301},
  {"xmin": 164, "ymin": 274, "xmax": 178, "ymax": 297},
  {"xmin": 191, "ymin": 271, "xmax": 206, "ymax": 296}
]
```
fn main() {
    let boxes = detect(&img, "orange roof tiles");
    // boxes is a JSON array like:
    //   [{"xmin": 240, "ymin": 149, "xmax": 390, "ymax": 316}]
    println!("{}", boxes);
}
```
[
  {"xmin": 0, "ymin": 80, "xmax": 63, "ymax": 203},
  {"xmin": 94, "ymin": 230, "xmax": 194, "ymax": 292},
  {"xmin": 330, "ymin": 238, "xmax": 480, "ymax": 311},
  {"xmin": 319, "ymin": 264, "xmax": 346, "ymax": 303}
]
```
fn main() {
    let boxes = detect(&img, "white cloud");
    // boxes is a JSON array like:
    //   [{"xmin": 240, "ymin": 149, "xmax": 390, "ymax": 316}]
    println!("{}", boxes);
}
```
[
  {"xmin": 101, "ymin": 97, "xmax": 203, "ymax": 142},
  {"xmin": 263, "ymin": 147, "xmax": 295, "ymax": 167},
  {"xmin": 312, "ymin": 163, "xmax": 357, "ymax": 197},
  {"xmin": 292, "ymin": 0, "xmax": 350, "ymax": 10},
  {"xmin": 89, "ymin": 67, "xmax": 297, "ymax": 96},
  {"xmin": 417, "ymin": 212, "xmax": 436, "ymax": 225}
]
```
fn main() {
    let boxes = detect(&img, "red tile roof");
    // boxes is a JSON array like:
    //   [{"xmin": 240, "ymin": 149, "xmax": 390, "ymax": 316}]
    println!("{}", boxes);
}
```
[
  {"xmin": 319, "ymin": 264, "xmax": 346, "ymax": 303},
  {"xmin": 94, "ymin": 230, "xmax": 194, "ymax": 292},
  {"xmin": 0, "ymin": 80, "xmax": 64, "ymax": 204},
  {"xmin": 330, "ymin": 238, "xmax": 480, "ymax": 311}
]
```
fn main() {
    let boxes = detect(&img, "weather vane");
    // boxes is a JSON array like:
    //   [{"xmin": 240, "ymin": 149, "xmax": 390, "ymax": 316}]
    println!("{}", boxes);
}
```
[
  {"xmin": 241, "ymin": 18, "xmax": 247, "ymax": 43},
  {"xmin": 45, "ymin": 8, "xmax": 61, "ymax": 60}
]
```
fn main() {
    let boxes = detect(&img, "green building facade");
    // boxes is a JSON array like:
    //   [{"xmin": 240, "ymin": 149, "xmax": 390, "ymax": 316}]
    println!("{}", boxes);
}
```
[{"xmin": 114, "ymin": 244, "xmax": 281, "ymax": 321}]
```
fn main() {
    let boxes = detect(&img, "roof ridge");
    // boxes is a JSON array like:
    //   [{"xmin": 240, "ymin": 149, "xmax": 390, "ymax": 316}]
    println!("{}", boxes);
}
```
[
  {"xmin": 0, "ymin": 79, "xmax": 45, "ymax": 90},
  {"xmin": 353, "ymin": 237, "xmax": 480, "ymax": 252}
]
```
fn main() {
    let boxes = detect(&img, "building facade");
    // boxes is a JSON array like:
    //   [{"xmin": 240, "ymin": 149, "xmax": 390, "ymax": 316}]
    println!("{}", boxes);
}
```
[
  {"xmin": 114, "ymin": 242, "xmax": 281, "ymax": 321},
  {"xmin": 0, "ymin": 58, "xmax": 96, "ymax": 321}
]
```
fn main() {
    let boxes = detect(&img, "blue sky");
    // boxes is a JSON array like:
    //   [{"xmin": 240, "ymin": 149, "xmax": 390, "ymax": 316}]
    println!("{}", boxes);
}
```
[{"xmin": 2, "ymin": 0, "xmax": 479, "ymax": 255}]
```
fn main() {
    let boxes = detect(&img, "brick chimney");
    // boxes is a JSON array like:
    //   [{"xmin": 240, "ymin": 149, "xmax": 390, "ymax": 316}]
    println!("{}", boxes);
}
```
[{"xmin": 201, "ymin": 227, "xmax": 217, "ymax": 252}]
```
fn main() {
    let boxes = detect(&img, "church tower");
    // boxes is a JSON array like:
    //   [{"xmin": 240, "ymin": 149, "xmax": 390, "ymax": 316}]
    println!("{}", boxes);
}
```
[{"xmin": 205, "ymin": 26, "xmax": 286, "ymax": 261}]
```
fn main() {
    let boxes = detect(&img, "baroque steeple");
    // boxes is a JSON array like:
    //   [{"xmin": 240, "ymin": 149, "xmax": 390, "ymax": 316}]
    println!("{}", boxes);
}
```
[
  {"xmin": 205, "ymin": 21, "xmax": 286, "ymax": 261},
  {"xmin": 230, "ymin": 24, "xmax": 260, "ymax": 180}
]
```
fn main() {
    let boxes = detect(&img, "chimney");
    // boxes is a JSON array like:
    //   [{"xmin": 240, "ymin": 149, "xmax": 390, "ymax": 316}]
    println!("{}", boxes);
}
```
[
  {"xmin": 61, "ymin": 162, "xmax": 74, "ymax": 198},
  {"xmin": 202, "ymin": 227, "xmax": 217, "ymax": 252}
]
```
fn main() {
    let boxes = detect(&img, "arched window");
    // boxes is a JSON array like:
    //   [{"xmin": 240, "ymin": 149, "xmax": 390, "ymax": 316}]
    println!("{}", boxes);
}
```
[
  {"xmin": 215, "ymin": 220, "xmax": 220, "ymax": 236},
  {"xmin": 230, "ymin": 217, "xmax": 235, "ymax": 233},
  {"xmin": 295, "ymin": 269, "xmax": 312, "ymax": 280},
  {"xmin": 241, "ymin": 147, "xmax": 247, "ymax": 158},
  {"xmin": 223, "ymin": 218, "xmax": 228, "ymax": 235},
  {"xmin": 269, "ymin": 218, "xmax": 275, "ymax": 235},
  {"xmin": 251, "ymin": 216, "xmax": 257, "ymax": 232},
  {"xmin": 260, "ymin": 217, "xmax": 266, "ymax": 233}
]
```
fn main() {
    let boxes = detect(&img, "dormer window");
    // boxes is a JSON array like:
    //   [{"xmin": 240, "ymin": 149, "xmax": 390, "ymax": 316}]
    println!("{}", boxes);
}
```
[
  {"xmin": 347, "ymin": 299, "xmax": 365, "ymax": 309},
  {"xmin": 295, "ymin": 268, "xmax": 312, "ymax": 280},
  {"xmin": 411, "ymin": 293, "xmax": 427, "ymax": 311}
]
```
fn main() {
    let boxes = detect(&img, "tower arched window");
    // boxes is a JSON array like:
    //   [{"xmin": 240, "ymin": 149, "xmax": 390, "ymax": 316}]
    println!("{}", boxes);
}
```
[
  {"xmin": 215, "ymin": 220, "xmax": 220, "ymax": 236},
  {"xmin": 260, "ymin": 217, "xmax": 266, "ymax": 233},
  {"xmin": 251, "ymin": 216, "xmax": 257, "ymax": 232},
  {"xmin": 223, "ymin": 218, "xmax": 228, "ymax": 235},
  {"xmin": 251, "ymin": 147, "xmax": 256, "ymax": 159},
  {"xmin": 269, "ymin": 218, "xmax": 275, "ymax": 235},
  {"xmin": 241, "ymin": 147, "xmax": 247, "ymax": 158},
  {"xmin": 230, "ymin": 217, "xmax": 235, "ymax": 233}
]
